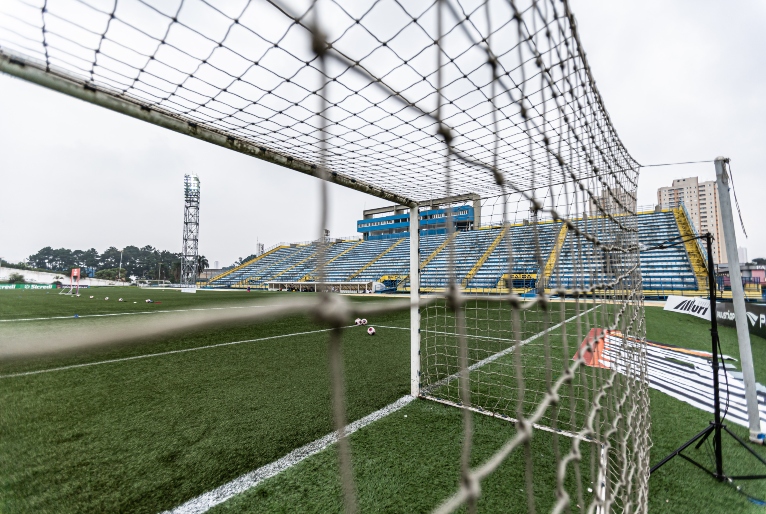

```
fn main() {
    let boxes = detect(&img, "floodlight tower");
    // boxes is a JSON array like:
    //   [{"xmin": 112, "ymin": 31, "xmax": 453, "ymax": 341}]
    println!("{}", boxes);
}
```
[{"xmin": 180, "ymin": 174, "xmax": 201, "ymax": 292}]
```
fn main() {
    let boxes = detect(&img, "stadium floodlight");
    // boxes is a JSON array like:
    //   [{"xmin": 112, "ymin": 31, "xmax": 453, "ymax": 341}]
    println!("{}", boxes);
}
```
[
  {"xmin": 0, "ymin": 0, "xmax": 650, "ymax": 512},
  {"xmin": 181, "ymin": 174, "xmax": 201, "ymax": 293}
]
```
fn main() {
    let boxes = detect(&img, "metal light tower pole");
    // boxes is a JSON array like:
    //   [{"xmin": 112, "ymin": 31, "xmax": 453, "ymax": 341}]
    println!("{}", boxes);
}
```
[
  {"xmin": 118, "ymin": 248, "xmax": 123, "ymax": 283},
  {"xmin": 181, "ymin": 174, "xmax": 201, "ymax": 292}
]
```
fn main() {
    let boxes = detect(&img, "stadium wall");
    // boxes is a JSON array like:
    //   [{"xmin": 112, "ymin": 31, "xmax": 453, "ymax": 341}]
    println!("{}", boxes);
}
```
[{"xmin": 0, "ymin": 267, "xmax": 129, "ymax": 287}]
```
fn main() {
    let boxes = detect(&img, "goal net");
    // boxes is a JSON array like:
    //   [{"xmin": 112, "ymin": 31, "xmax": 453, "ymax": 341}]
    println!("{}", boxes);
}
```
[{"xmin": 0, "ymin": 0, "xmax": 649, "ymax": 512}]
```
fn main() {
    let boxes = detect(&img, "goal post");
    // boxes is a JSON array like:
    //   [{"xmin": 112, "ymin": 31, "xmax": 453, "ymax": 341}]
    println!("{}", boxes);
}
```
[{"xmin": 410, "ymin": 205, "xmax": 421, "ymax": 398}]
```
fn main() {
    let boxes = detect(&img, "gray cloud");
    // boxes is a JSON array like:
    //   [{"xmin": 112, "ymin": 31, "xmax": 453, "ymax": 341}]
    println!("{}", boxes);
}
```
[{"xmin": 571, "ymin": 0, "xmax": 766, "ymax": 257}]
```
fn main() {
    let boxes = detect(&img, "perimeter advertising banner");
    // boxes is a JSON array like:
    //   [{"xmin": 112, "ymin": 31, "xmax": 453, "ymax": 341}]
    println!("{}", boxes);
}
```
[
  {"xmin": 663, "ymin": 295, "xmax": 712, "ymax": 321},
  {"xmin": 716, "ymin": 302, "xmax": 766, "ymax": 340},
  {"xmin": 0, "ymin": 283, "xmax": 56, "ymax": 289}
]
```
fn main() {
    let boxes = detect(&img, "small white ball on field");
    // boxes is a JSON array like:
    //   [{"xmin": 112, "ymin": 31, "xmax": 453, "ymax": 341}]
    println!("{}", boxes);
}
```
[
  {"xmin": 361, "ymin": 318, "xmax": 368, "ymax": 325},
  {"xmin": 89, "ymin": 296, "xmax": 94, "ymax": 299},
  {"xmin": 367, "ymin": 326, "xmax": 376, "ymax": 335},
  {"xmin": 118, "ymin": 298, "xmax": 124, "ymax": 302},
  {"xmin": 354, "ymin": 318, "xmax": 362, "ymax": 326},
  {"xmin": 104, "ymin": 297, "xmax": 109, "ymax": 300}
]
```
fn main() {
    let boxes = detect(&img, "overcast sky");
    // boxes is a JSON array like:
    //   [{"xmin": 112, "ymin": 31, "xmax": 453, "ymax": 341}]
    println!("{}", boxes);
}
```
[{"xmin": 1, "ymin": 0, "xmax": 764, "ymax": 267}]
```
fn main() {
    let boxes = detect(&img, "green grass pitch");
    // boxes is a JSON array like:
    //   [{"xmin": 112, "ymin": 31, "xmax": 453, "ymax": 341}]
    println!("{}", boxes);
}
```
[{"xmin": 1, "ymin": 288, "xmax": 765, "ymax": 513}]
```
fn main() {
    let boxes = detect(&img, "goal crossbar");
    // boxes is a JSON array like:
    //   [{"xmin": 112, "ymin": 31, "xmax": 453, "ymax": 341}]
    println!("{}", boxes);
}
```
[{"xmin": 0, "ymin": 51, "xmax": 416, "ymax": 209}]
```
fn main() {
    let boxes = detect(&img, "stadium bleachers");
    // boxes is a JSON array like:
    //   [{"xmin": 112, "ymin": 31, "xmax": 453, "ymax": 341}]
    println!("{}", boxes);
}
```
[
  {"xmin": 466, "ymin": 223, "xmax": 562, "ymax": 290},
  {"xmin": 548, "ymin": 211, "xmax": 698, "ymax": 292},
  {"xmin": 639, "ymin": 211, "xmax": 699, "ymax": 291},
  {"xmin": 206, "ymin": 209, "xmax": 705, "ymax": 297},
  {"xmin": 322, "ymin": 239, "xmax": 400, "ymax": 282}
]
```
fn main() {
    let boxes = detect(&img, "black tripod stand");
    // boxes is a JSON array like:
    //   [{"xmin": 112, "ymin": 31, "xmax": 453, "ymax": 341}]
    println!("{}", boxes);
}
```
[{"xmin": 650, "ymin": 233, "xmax": 766, "ymax": 481}]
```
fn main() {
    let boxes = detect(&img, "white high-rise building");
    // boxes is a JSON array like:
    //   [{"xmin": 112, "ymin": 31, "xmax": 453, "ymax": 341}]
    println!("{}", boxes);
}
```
[
  {"xmin": 657, "ymin": 176, "xmax": 727, "ymax": 264},
  {"xmin": 587, "ymin": 184, "xmax": 637, "ymax": 216},
  {"xmin": 738, "ymin": 247, "xmax": 748, "ymax": 264}
]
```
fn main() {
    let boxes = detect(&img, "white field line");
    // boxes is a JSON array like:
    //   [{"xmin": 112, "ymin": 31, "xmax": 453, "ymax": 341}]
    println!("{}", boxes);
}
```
[
  {"xmin": 163, "ymin": 395, "xmax": 415, "ymax": 514},
  {"xmin": 375, "ymin": 325, "xmax": 521, "ymax": 343},
  {"xmin": 0, "ymin": 305, "xmax": 266, "ymax": 323},
  {"xmin": 163, "ymin": 307, "xmax": 600, "ymax": 514},
  {"xmin": 422, "ymin": 305, "xmax": 600, "ymax": 393},
  {"xmin": 421, "ymin": 395, "xmax": 588, "ymax": 442},
  {"xmin": 0, "ymin": 327, "xmax": 352, "ymax": 379}
]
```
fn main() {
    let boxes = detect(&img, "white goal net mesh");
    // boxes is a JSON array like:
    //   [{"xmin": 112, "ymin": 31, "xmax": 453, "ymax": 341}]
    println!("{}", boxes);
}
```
[{"xmin": 0, "ymin": 0, "xmax": 649, "ymax": 512}]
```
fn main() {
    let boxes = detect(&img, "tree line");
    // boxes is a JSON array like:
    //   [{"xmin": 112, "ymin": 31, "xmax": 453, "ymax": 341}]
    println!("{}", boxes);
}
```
[{"xmin": 3, "ymin": 246, "xmax": 208, "ymax": 282}]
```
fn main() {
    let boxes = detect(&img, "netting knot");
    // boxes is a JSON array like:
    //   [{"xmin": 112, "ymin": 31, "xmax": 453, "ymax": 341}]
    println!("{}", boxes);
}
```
[
  {"xmin": 446, "ymin": 283, "xmax": 462, "ymax": 311},
  {"xmin": 462, "ymin": 472, "xmax": 481, "ymax": 502},
  {"xmin": 517, "ymin": 418, "xmax": 533, "ymax": 438},
  {"xmin": 437, "ymin": 124, "xmax": 453, "ymax": 144},
  {"xmin": 313, "ymin": 293, "xmax": 351, "ymax": 328},
  {"xmin": 311, "ymin": 28, "xmax": 330, "ymax": 56}
]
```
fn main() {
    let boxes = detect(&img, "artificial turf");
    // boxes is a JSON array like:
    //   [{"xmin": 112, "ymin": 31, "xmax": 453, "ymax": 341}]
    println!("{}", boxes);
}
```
[
  {"xmin": 206, "ymin": 305, "xmax": 766, "ymax": 514},
  {"xmin": 2, "ymin": 289, "xmax": 766, "ymax": 513},
  {"xmin": 0, "ymin": 288, "xmax": 411, "ymax": 513},
  {"xmin": 0, "ymin": 287, "xmax": 268, "ymax": 320}
]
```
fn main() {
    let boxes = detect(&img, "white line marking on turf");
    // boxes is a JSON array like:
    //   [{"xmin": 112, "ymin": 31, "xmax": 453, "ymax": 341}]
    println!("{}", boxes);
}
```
[
  {"xmin": 423, "ymin": 305, "xmax": 599, "ymax": 393},
  {"xmin": 162, "ymin": 308, "xmax": 599, "ymax": 513},
  {"xmin": 163, "ymin": 395, "xmax": 415, "ymax": 514},
  {"xmin": 375, "ymin": 324, "xmax": 543, "ymax": 343},
  {"xmin": 0, "ymin": 305, "xmax": 266, "ymax": 323},
  {"xmin": 0, "ymin": 327, "xmax": 350, "ymax": 379}
]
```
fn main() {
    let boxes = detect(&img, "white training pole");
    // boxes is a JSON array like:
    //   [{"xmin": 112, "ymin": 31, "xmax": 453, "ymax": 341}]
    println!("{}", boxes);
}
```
[
  {"xmin": 715, "ymin": 157, "xmax": 763, "ymax": 441},
  {"xmin": 410, "ymin": 205, "xmax": 420, "ymax": 397}
]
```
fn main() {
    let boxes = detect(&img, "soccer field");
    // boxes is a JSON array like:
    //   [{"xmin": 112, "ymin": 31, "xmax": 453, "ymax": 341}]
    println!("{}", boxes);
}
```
[{"xmin": 1, "ymin": 288, "xmax": 765, "ymax": 513}]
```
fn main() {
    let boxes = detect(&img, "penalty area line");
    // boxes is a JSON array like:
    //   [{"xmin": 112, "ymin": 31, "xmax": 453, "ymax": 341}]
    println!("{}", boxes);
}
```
[
  {"xmin": 163, "ymin": 395, "xmax": 416, "ymax": 514},
  {"xmin": 0, "ymin": 326, "xmax": 353, "ymax": 379}
]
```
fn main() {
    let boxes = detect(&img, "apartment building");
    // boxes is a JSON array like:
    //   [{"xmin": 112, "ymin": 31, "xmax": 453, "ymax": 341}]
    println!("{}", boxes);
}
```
[{"xmin": 657, "ymin": 176, "xmax": 727, "ymax": 264}]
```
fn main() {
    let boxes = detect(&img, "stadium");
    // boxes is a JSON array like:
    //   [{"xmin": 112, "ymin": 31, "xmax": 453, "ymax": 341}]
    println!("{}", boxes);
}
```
[
  {"xmin": 204, "ymin": 203, "xmax": 763, "ymax": 301},
  {"xmin": 1, "ymin": 1, "xmax": 766, "ymax": 514}
]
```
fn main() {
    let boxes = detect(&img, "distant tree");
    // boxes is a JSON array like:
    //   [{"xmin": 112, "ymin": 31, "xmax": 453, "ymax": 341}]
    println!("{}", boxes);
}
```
[
  {"xmin": 25, "ymin": 244, "xmax": 183, "ymax": 278},
  {"xmin": 753, "ymin": 258, "xmax": 766, "ymax": 266},
  {"xmin": 99, "ymin": 247, "xmax": 121, "ymax": 270},
  {"xmin": 7, "ymin": 272, "xmax": 25, "ymax": 284},
  {"xmin": 170, "ymin": 261, "xmax": 182, "ymax": 283},
  {"xmin": 95, "ymin": 268, "xmax": 128, "ymax": 281},
  {"xmin": 196, "ymin": 255, "xmax": 209, "ymax": 275},
  {"xmin": 234, "ymin": 254, "xmax": 258, "ymax": 267},
  {"xmin": 28, "ymin": 247, "xmax": 55, "ymax": 269},
  {"xmin": 81, "ymin": 248, "xmax": 100, "ymax": 269}
]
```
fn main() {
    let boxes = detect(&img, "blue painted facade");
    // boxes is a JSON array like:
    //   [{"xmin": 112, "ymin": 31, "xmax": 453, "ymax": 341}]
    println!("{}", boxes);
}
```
[{"xmin": 357, "ymin": 206, "xmax": 474, "ymax": 240}]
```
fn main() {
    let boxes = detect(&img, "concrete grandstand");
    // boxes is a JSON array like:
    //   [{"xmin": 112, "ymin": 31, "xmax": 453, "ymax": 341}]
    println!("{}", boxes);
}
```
[{"xmin": 204, "ymin": 206, "xmax": 761, "ymax": 300}]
